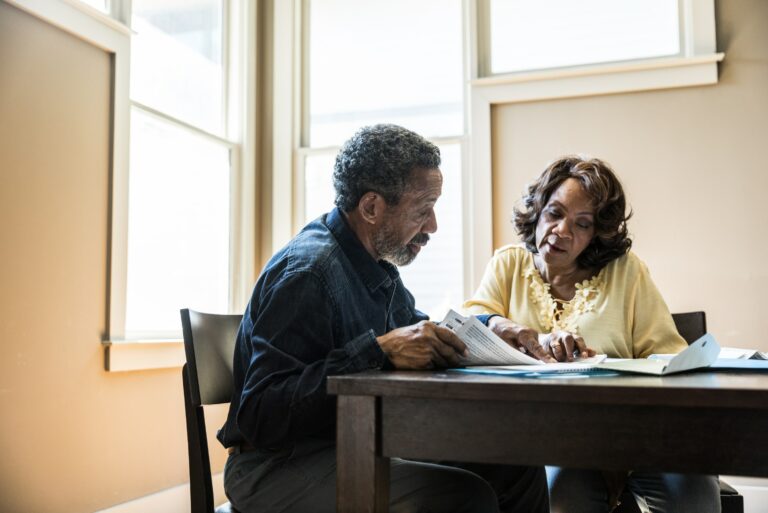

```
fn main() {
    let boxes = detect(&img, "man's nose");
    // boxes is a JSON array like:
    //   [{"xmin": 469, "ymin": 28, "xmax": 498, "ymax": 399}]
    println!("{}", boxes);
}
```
[{"xmin": 424, "ymin": 208, "xmax": 438, "ymax": 234}]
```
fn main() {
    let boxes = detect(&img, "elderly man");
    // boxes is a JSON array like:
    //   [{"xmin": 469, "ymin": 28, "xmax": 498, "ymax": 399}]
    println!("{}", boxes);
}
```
[{"xmin": 217, "ymin": 124, "xmax": 549, "ymax": 513}]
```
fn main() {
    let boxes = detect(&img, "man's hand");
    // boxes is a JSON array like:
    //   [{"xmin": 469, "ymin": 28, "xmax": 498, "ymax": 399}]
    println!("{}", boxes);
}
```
[
  {"xmin": 540, "ymin": 330, "xmax": 597, "ymax": 362},
  {"xmin": 376, "ymin": 321, "xmax": 468, "ymax": 369},
  {"xmin": 487, "ymin": 316, "xmax": 556, "ymax": 363}
]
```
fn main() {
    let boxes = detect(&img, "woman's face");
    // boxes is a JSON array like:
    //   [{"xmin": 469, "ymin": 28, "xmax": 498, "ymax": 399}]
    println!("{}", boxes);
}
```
[{"xmin": 534, "ymin": 178, "xmax": 596, "ymax": 270}]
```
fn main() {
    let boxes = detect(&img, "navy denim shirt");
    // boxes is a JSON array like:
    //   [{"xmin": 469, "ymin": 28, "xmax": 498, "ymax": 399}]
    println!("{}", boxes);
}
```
[{"xmin": 217, "ymin": 208, "xmax": 428, "ymax": 449}]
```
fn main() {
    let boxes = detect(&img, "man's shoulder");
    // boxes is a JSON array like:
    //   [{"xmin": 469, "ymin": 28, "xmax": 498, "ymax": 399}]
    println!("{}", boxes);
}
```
[{"xmin": 269, "ymin": 216, "xmax": 340, "ymax": 276}]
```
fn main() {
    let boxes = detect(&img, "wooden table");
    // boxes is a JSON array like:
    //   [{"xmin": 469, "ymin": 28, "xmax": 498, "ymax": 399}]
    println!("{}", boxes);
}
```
[{"xmin": 327, "ymin": 370, "xmax": 768, "ymax": 513}]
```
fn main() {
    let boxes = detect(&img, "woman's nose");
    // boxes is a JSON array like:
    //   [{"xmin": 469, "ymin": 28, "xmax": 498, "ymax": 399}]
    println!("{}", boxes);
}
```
[{"xmin": 553, "ymin": 219, "xmax": 572, "ymax": 238}]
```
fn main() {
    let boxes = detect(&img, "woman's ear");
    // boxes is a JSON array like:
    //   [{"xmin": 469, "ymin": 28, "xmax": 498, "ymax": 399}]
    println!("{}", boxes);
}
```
[{"xmin": 358, "ymin": 192, "xmax": 385, "ymax": 225}]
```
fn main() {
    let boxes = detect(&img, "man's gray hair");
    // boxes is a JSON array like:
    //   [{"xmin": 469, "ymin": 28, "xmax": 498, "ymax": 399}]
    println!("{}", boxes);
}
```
[{"xmin": 333, "ymin": 124, "xmax": 441, "ymax": 212}]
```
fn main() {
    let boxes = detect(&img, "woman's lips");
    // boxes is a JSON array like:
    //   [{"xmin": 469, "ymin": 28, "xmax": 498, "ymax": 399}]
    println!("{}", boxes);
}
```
[{"xmin": 546, "ymin": 240, "xmax": 566, "ymax": 253}]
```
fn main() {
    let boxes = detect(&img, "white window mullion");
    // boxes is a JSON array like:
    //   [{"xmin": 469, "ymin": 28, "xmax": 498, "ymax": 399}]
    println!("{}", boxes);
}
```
[{"xmin": 131, "ymin": 101, "xmax": 236, "ymax": 149}]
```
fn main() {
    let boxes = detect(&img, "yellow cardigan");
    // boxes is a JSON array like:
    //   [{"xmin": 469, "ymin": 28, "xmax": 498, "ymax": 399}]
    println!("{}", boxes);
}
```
[{"xmin": 463, "ymin": 244, "xmax": 686, "ymax": 358}]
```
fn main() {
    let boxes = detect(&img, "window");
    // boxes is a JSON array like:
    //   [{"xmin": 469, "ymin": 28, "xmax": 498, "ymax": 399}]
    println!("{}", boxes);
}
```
[
  {"xmin": 119, "ymin": 0, "xmax": 240, "ymax": 339},
  {"xmin": 301, "ymin": 0, "xmax": 466, "ymax": 319},
  {"xmin": 488, "ymin": 0, "xmax": 680, "ymax": 74},
  {"xmin": 121, "ymin": 0, "xmax": 237, "ymax": 338},
  {"xmin": 307, "ymin": 0, "xmax": 464, "ymax": 147}
]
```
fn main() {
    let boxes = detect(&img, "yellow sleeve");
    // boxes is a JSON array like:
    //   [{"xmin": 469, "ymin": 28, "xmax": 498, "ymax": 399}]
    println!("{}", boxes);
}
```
[
  {"xmin": 628, "ymin": 259, "xmax": 687, "ymax": 358},
  {"xmin": 462, "ymin": 250, "xmax": 512, "ymax": 317}
]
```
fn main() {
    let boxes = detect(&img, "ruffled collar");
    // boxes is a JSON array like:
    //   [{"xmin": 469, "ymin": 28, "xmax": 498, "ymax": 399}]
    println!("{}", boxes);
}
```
[{"xmin": 523, "ymin": 263, "xmax": 603, "ymax": 334}]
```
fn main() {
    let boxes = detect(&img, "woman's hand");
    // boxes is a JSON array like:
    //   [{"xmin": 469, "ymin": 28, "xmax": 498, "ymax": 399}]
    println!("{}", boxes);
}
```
[
  {"xmin": 541, "ymin": 330, "xmax": 597, "ymax": 362},
  {"xmin": 487, "ymin": 316, "xmax": 556, "ymax": 363}
]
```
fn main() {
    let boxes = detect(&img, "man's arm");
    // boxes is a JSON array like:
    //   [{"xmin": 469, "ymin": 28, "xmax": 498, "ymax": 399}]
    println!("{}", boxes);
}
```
[{"xmin": 236, "ymin": 270, "xmax": 383, "ymax": 448}]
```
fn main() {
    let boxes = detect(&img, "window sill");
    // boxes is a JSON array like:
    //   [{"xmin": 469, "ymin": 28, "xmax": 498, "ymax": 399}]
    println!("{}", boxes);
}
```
[
  {"xmin": 471, "ymin": 53, "xmax": 725, "ymax": 102},
  {"xmin": 104, "ymin": 340, "xmax": 185, "ymax": 372}
]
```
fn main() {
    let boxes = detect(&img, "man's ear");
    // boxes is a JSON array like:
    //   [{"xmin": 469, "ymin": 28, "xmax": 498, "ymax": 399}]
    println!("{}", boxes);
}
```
[{"xmin": 358, "ymin": 192, "xmax": 386, "ymax": 225}]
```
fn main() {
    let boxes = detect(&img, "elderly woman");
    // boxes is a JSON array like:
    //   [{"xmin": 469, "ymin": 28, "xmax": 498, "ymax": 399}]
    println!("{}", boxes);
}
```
[{"xmin": 464, "ymin": 156, "xmax": 720, "ymax": 513}]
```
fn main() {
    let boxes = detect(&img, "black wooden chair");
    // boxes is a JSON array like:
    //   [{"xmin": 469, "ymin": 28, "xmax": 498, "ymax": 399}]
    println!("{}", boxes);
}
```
[
  {"xmin": 614, "ymin": 311, "xmax": 743, "ymax": 513},
  {"xmin": 181, "ymin": 308, "xmax": 242, "ymax": 513}
]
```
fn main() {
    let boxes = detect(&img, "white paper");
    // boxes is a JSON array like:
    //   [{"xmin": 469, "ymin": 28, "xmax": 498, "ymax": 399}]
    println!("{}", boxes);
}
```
[
  {"xmin": 718, "ymin": 347, "xmax": 768, "ymax": 360},
  {"xmin": 600, "ymin": 334, "xmax": 720, "ymax": 375},
  {"xmin": 439, "ymin": 310, "xmax": 541, "ymax": 365},
  {"xmin": 468, "ymin": 355, "xmax": 608, "ymax": 373}
]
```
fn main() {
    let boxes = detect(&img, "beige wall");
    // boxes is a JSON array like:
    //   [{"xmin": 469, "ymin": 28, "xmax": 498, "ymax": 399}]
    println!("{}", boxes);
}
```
[
  {"xmin": 0, "ymin": 3, "xmax": 226, "ymax": 512},
  {"xmin": 490, "ymin": 0, "xmax": 768, "ymax": 350}
]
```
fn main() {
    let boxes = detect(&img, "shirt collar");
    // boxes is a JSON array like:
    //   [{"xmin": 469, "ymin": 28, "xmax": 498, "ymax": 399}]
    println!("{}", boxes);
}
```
[{"xmin": 326, "ymin": 207, "xmax": 400, "ymax": 292}]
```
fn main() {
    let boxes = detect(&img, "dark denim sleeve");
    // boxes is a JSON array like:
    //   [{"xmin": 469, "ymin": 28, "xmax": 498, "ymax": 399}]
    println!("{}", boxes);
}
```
[
  {"xmin": 476, "ymin": 314, "xmax": 500, "ymax": 326},
  {"xmin": 236, "ymin": 270, "xmax": 385, "ymax": 448}
]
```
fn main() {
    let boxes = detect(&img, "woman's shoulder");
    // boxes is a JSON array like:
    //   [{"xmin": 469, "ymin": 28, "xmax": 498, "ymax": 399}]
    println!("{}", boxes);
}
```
[
  {"xmin": 602, "ymin": 250, "xmax": 651, "ymax": 281},
  {"xmin": 489, "ymin": 243, "xmax": 534, "ymax": 275},
  {"xmin": 493, "ymin": 243, "xmax": 531, "ymax": 260}
]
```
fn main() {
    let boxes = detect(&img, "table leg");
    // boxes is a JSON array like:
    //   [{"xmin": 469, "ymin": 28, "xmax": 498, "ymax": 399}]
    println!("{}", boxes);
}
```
[{"xmin": 336, "ymin": 395, "xmax": 389, "ymax": 513}]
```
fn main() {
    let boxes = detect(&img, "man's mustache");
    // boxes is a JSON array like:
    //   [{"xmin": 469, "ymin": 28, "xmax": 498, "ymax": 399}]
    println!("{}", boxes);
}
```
[{"xmin": 409, "ymin": 233, "xmax": 430, "ymax": 245}]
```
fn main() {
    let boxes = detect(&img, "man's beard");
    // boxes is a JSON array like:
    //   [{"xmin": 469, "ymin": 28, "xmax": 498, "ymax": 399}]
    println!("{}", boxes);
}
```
[{"xmin": 373, "ymin": 224, "xmax": 430, "ymax": 266}]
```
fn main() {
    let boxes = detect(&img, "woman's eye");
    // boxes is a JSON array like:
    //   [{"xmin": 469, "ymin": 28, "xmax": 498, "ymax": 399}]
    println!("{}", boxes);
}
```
[{"xmin": 577, "ymin": 222, "xmax": 593, "ymax": 230}]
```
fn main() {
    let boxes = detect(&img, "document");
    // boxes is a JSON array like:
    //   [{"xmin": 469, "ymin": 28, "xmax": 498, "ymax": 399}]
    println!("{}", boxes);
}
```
[
  {"xmin": 440, "ymin": 310, "xmax": 540, "ymax": 365},
  {"xmin": 648, "ymin": 341, "xmax": 768, "ymax": 370},
  {"xmin": 597, "ymin": 334, "xmax": 720, "ymax": 375},
  {"xmin": 651, "ymin": 346, "xmax": 768, "ymax": 360},
  {"xmin": 454, "ymin": 333, "xmax": 720, "ymax": 377},
  {"xmin": 439, "ymin": 310, "xmax": 604, "ymax": 367},
  {"xmin": 717, "ymin": 347, "xmax": 768, "ymax": 360}
]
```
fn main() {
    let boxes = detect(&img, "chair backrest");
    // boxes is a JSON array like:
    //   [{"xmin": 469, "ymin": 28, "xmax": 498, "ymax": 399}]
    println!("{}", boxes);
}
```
[
  {"xmin": 180, "ymin": 309, "xmax": 242, "ymax": 513},
  {"xmin": 671, "ymin": 311, "xmax": 707, "ymax": 345}
]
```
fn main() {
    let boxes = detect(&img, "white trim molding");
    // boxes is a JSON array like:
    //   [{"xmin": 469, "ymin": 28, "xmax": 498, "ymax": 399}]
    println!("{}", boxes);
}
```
[{"xmin": 105, "ymin": 340, "xmax": 185, "ymax": 372}]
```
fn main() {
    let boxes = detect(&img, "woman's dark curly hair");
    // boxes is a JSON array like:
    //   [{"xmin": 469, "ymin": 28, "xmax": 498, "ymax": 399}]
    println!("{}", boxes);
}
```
[
  {"xmin": 333, "ymin": 124, "xmax": 441, "ymax": 212},
  {"xmin": 514, "ymin": 156, "xmax": 632, "ymax": 270}
]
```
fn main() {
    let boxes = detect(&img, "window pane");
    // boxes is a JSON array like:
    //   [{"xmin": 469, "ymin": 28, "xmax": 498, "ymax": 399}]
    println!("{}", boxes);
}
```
[
  {"xmin": 125, "ymin": 109, "xmax": 230, "ymax": 337},
  {"xmin": 304, "ymin": 152, "xmax": 336, "ymax": 222},
  {"xmin": 308, "ymin": 0, "xmax": 464, "ymax": 147},
  {"xmin": 490, "ymin": 0, "xmax": 680, "ymax": 74},
  {"xmin": 397, "ymin": 143, "xmax": 463, "ymax": 320},
  {"xmin": 131, "ymin": 0, "xmax": 224, "ymax": 134},
  {"xmin": 303, "ymin": 143, "xmax": 463, "ymax": 320}
]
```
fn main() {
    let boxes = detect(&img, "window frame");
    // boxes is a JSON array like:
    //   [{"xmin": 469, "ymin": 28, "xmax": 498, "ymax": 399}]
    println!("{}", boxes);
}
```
[{"xmin": 110, "ymin": 0, "xmax": 257, "ymax": 369}]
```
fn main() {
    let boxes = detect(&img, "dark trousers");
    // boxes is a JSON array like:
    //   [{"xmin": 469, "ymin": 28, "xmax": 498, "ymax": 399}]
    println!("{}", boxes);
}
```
[{"xmin": 224, "ymin": 438, "xmax": 549, "ymax": 513}]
